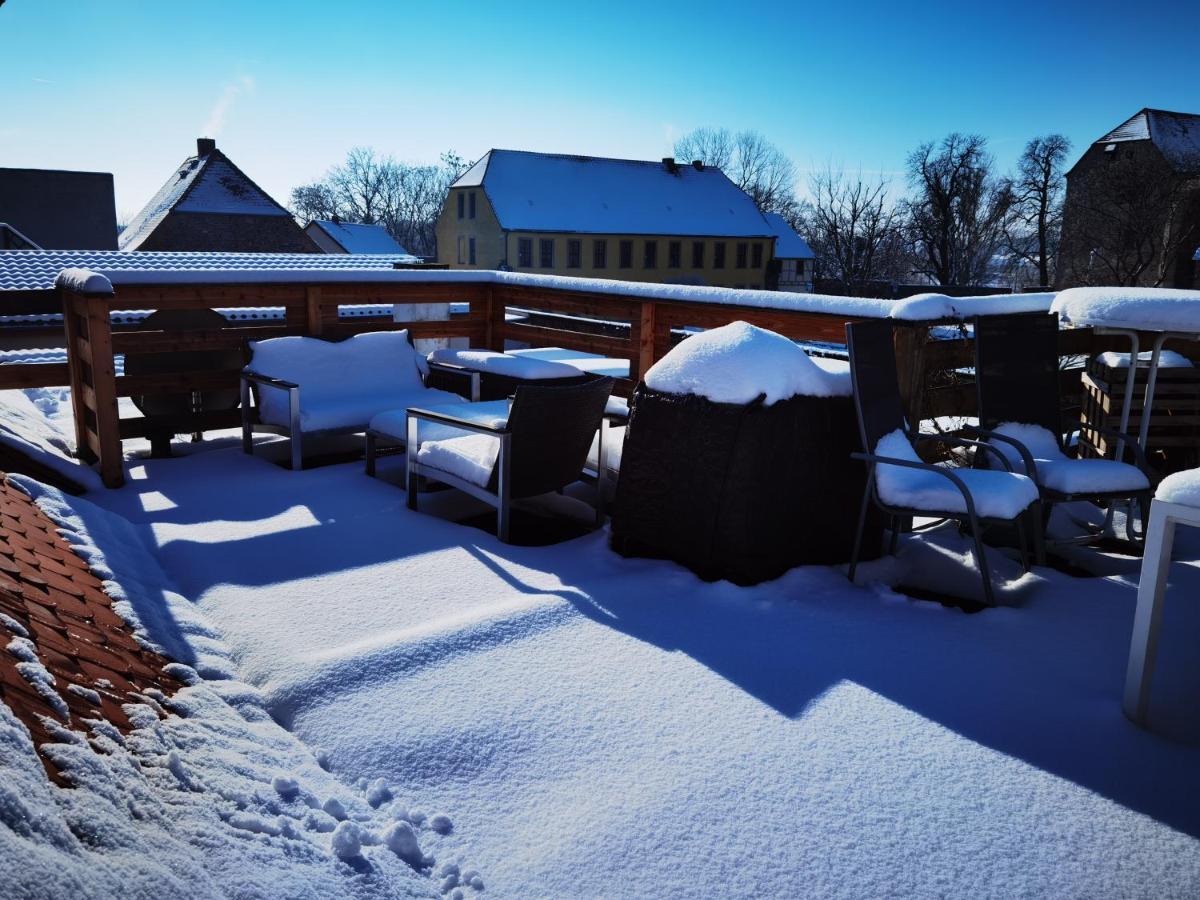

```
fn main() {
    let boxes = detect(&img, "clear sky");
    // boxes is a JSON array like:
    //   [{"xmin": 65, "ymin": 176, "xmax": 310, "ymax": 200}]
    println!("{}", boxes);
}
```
[{"xmin": 2, "ymin": 0, "xmax": 1196, "ymax": 222}]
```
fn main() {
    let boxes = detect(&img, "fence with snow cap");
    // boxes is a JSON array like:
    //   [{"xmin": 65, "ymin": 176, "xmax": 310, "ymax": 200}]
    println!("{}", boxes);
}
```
[{"xmin": 609, "ymin": 321, "xmax": 882, "ymax": 585}]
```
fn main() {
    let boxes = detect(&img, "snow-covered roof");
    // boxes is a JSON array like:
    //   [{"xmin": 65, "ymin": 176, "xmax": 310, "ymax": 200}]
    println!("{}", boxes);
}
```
[
  {"xmin": 453, "ymin": 149, "xmax": 774, "ymax": 237},
  {"xmin": 0, "ymin": 249, "xmax": 417, "ymax": 292},
  {"xmin": 763, "ymin": 213, "xmax": 814, "ymax": 259},
  {"xmin": 1094, "ymin": 108, "xmax": 1200, "ymax": 173},
  {"xmin": 119, "ymin": 145, "xmax": 293, "ymax": 250},
  {"xmin": 307, "ymin": 220, "xmax": 408, "ymax": 254}
]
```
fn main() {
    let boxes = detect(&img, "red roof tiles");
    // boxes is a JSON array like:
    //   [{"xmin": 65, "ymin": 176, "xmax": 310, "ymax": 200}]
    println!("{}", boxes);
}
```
[{"xmin": 0, "ymin": 474, "xmax": 179, "ymax": 785}]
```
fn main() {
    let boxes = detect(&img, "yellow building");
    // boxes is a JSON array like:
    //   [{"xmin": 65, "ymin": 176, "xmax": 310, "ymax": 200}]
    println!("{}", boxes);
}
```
[{"xmin": 436, "ymin": 150, "xmax": 778, "ymax": 289}]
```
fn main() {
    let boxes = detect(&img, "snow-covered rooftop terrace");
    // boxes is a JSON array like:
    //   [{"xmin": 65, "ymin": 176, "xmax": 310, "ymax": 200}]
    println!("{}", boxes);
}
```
[{"xmin": 3, "ymin": 380, "xmax": 1199, "ymax": 897}]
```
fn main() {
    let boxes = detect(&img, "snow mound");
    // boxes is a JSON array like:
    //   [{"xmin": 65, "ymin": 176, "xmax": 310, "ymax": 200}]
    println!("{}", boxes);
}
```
[
  {"xmin": 874, "ymin": 429, "xmax": 1039, "ymax": 520},
  {"xmin": 0, "ymin": 390, "xmax": 102, "ymax": 491},
  {"xmin": 1096, "ymin": 350, "xmax": 1194, "ymax": 369},
  {"xmin": 1053, "ymin": 287, "xmax": 1200, "ymax": 333},
  {"xmin": 644, "ymin": 321, "xmax": 849, "ymax": 405},
  {"xmin": 53, "ymin": 267, "xmax": 113, "ymax": 295},
  {"xmin": 427, "ymin": 348, "xmax": 581, "ymax": 379},
  {"xmin": 889, "ymin": 292, "xmax": 1055, "ymax": 321},
  {"xmin": 1156, "ymin": 468, "xmax": 1200, "ymax": 507}
]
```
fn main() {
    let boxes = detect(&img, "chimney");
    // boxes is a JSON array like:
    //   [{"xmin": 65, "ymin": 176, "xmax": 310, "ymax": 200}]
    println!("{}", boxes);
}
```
[
  {"xmin": 197, "ymin": 137, "xmax": 216, "ymax": 157},
  {"xmin": 692, "ymin": 160, "xmax": 704, "ymax": 171},
  {"xmin": 662, "ymin": 157, "xmax": 679, "ymax": 174}
]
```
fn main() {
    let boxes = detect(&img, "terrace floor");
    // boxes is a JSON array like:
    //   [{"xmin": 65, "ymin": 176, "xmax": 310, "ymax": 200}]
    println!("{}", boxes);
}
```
[{"xmin": 59, "ymin": 436, "xmax": 1200, "ymax": 898}]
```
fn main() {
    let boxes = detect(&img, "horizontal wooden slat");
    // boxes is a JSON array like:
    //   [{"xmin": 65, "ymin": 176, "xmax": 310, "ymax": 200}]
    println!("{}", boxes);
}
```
[
  {"xmin": 497, "ymin": 322, "xmax": 634, "ymax": 358},
  {"xmin": 495, "ymin": 286, "xmax": 639, "ymax": 321},
  {"xmin": 0, "ymin": 362, "xmax": 70, "ymax": 389},
  {"xmin": 115, "ymin": 370, "xmax": 240, "ymax": 396},
  {"xmin": 323, "ymin": 320, "xmax": 487, "ymax": 341},
  {"xmin": 112, "ymin": 325, "xmax": 299, "ymax": 353}
]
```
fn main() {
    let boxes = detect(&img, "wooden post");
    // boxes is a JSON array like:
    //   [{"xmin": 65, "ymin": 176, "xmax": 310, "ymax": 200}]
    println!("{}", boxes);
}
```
[
  {"xmin": 485, "ymin": 285, "xmax": 505, "ymax": 351},
  {"xmin": 305, "ymin": 286, "xmax": 323, "ymax": 337},
  {"xmin": 85, "ymin": 292, "xmax": 123, "ymax": 488},
  {"xmin": 635, "ymin": 300, "xmax": 656, "ymax": 383},
  {"xmin": 893, "ymin": 323, "xmax": 929, "ymax": 431},
  {"xmin": 60, "ymin": 288, "xmax": 93, "ymax": 463}
]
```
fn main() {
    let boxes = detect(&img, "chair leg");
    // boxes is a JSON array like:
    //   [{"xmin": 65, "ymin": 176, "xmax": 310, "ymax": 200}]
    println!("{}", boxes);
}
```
[
  {"xmin": 1016, "ymin": 513, "xmax": 1031, "ymax": 574},
  {"xmin": 968, "ymin": 514, "xmax": 997, "ymax": 607},
  {"xmin": 365, "ymin": 432, "xmax": 377, "ymax": 478},
  {"xmin": 847, "ymin": 472, "xmax": 874, "ymax": 584},
  {"xmin": 405, "ymin": 416, "xmax": 418, "ymax": 510},
  {"xmin": 888, "ymin": 516, "xmax": 900, "ymax": 556},
  {"xmin": 1124, "ymin": 503, "xmax": 1174, "ymax": 724},
  {"xmin": 240, "ymin": 378, "xmax": 253, "ymax": 455},
  {"xmin": 496, "ymin": 433, "xmax": 512, "ymax": 543},
  {"xmin": 290, "ymin": 434, "xmax": 303, "ymax": 472}
]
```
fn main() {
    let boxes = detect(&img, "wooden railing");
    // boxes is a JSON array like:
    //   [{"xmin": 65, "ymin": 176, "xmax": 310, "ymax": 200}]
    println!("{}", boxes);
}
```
[{"xmin": 36, "ymin": 275, "xmax": 1200, "ymax": 488}]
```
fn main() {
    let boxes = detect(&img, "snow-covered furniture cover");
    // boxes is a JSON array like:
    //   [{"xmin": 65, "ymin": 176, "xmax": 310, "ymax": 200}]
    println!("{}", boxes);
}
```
[
  {"xmin": 241, "ymin": 330, "xmax": 462, "ymax": 469},
  {"xmin": 424, "ymin": 348, "xmax": 595, "ymax": 402}
]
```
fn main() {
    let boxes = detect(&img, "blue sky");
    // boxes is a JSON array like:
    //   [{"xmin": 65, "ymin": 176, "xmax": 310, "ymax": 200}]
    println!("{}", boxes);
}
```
[{"xmin": 2, "ymin": 0, "xmax": 1196, "ymax": 221}]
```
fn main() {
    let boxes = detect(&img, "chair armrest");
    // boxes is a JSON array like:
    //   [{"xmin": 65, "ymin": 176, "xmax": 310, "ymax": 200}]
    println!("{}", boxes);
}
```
[
  {"xmin": 242, "ymin": 370, "xmax": 299, "ymax": 392},
  {"xmin": 1084, "ymin": 424, "xmax": 1154, "ymax": 475},
  {"xmin": 908, "ymin": 430, "xmax": 1015, "ymax": 473},
  {"xmin": 958, "ymin": 426, "xmax": 1038, "ymax": 479},
  {"xmin": 406, "ymin": 406, "xmax": 510, "ymax": 437},
  {"xmin": 852, "ymin": 451, "xmax": 981, "ymax": 521}
]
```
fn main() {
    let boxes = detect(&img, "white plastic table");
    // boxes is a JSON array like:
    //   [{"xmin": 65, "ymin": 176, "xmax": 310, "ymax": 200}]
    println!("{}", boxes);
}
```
[{"xmin": 1123, "ymin": 497, "xmax": 1200, "ymax": 724}]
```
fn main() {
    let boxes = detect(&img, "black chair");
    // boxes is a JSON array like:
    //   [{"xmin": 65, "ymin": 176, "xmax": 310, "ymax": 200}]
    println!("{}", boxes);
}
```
[
  {"xmin": 968, "ymin": 312, "xmax": 1153, "ymax": 544},
  {"xmin": 846, "ymin": 320, "xmax": 1041, "ymax": 607},
  {"xmin": 401, "ymin": 377, "xmax": 614, "ymax": 542}
]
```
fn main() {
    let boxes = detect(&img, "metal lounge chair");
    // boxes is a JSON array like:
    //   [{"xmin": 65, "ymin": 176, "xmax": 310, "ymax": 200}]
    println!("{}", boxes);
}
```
[
  {"xmin": 968, "ymin": 312, "xmax": 1154, "ymax": 545},
  {"xmin": 401, "ymin": 377, "xmax": 614, "ymax": 542},
  {"xmin": 845, "ymin": 320, "xmax": 1041, "ymax": 607}
]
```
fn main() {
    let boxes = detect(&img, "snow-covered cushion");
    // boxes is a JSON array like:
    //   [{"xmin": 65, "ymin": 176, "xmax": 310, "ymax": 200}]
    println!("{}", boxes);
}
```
[
  {"xmin": 874, "ymin": 430, "xmax": 1038, "ymax": 520},
  {"xmin": 248, "ymin": 331, "xmax": 429, "ymax": 430},
  {"xmin": 1156, "ymin": 468, "xmax": 1200, "ymax": 508},
  {"xmin": 988, "ymin": 422, "xmax": 1150, "ymax": 495},
  {"xmin": 416, "ymin": 434, "xmax": 500, "ymax": 487},
  {"xmin": 427, "ymin": 349, "xmax": 581, "ymax": 380}
]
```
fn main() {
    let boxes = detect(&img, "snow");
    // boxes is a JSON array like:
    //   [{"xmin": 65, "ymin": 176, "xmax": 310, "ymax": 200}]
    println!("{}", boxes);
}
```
[
  {"xmin": 644, "ymin": 321, "xmax": 851, "ymax": 404},
  {"xmin": 507, "ymin": 347, "xmax": 631, "ymax": 378},
  {"xmin": 0, "ymin": 389, "xmax": 102, "ymax": 491},
  {"xmin": 1097, "ymin": 349, "xmax": 1194, "ymax": 369},
  {"xmin": 53, "ymin": 267, "xmax": 113, "ymax": 295},
  {"xmin": 1053, "ymin": 287, "xmax": 1200, "ymax": 334},
  {"xmin": 873, "ymin": 429, "xmax": 1040, "ymax": 520},
  {"xmin": 247, "ymin": 331, "xmax": 461, "ymax": 431},
  {"xmin": 987, "ymin": 422, "xmax": 1151, "ymax": 495},
  {"xmin": 4, "ymin": 384, "xmax": 1200, "ymax": 897},
  {"xmin": 890, "ymin": 292, "xmax": 1056, "ymax": 321},
  {"xmin": 428, "ymin": 348, "xmax": 582, "ymax": 380},
  {"xmin": 416, "ymin": 434, "xmax": 499, "ymax": 487},
  {"xmin": 452, "ymin": 149, "xmax": 773, "ymax": 237},
  {"xmin": 1156, "ymin": 468, "xmax": 1200, "ymax": 507}
]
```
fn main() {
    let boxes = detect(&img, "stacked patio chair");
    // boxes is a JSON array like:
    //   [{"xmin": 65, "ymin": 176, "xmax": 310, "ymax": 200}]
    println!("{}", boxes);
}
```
[
  {"xmin": 845, "ymin": 320, "xmax": 1042, "ymax": 607},
  {"xmin": 968, "ymin": 312, "xmax": 1154, "ymax": 545},
  {"xmin": 398, "ymin": 376, "xmax": 614, "ymax": 542}
]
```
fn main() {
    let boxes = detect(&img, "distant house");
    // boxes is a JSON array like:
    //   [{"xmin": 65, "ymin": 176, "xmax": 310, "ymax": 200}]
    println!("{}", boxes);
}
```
[
  {"xmin": 763, "ymin": 213, "xmax": 814, "ymax": 292},
  {"xmin": 120, "ymin": 138, "xmax": 318, "ymax": 253},
  {"xmin": 436, "ymin": 150, "xmax": 777, "ymax": 289},
  {"xmin": 0, "ymin": 168, "xmax": 118, "ymax": 249},
  {"xmin": 1058, "ymin": 109, "xmax": 1200, "ymax": 289},
  {"xmin": 304, "ymin": 219, "xmax": 408, "ymax": 254}
]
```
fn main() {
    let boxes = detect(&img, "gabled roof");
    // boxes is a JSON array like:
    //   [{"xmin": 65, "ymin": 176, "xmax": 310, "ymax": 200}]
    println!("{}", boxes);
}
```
[
  {"xmin": 119, "ymin": 143, "xmax": 293, "ymax": 251},
  {"xmin": 763, "ymin": 213, "xmax": 814, "ymax": 259},
  {"xmin": 1093, "ymin": 108, "xmax": 1200, "ymax": 173},
  {"xmin": 307, "ymin": 220, "xmax": 408, "ymax": 254},
  {"xmin": 0, "ymin": 249, "xmax": 417, "ymax": 292},
  {"xmin": 452, "ymin": 149, "xmax": 774, "ymax": 237},
  {"xmin": 0, "ymin": 223, "xmax": 40, "ymax": 250}
]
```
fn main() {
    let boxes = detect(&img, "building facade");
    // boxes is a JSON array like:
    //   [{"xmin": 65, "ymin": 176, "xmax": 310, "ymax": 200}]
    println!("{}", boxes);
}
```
[
  {"xmin": 436, "ymin": 150, "xmax": 778, "ymax": 289},
  {"xmin": 1058, "ymin": 109, "xmax": 1200, "ymax": 289}
]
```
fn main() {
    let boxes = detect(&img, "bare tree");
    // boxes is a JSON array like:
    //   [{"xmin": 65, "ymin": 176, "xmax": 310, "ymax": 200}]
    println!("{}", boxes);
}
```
[
  {"xmin": 1004, "ymin": 134, "xmax": 1070, "ymax": 287},
  {"xmin": 289, "ymin": 149, "xmax": 469, "ymax": 257},
  {"xmin": 674, "ymin": 127, "xmax": 798, "ymax": 216},
  {"xmin": 1058, "ymin": 150, "xmax": 1200, "ymax": 287},
  {"xmin": 799, "ymin": 166, "xmax": 904, "ymax": 295},
  {"xmin": 902, "ymin": 133, "xmax": 1014, "ymax": 286}
]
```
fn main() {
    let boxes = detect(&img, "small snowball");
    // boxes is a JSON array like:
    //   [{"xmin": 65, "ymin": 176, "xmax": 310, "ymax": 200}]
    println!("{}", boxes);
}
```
[
  {"xmin": 440, "ymin": 874, "xmax": 459, "ymax": 892},
  {"xmin": 365, "ymin": 777, "xmax": 392, "ymax": 808},
  {"xmin": 315, "ymin": 747, "xmax": 332, "ymax": 770},
  {"xmin": 451, "ymin": 890, "xmax": 464, "ymax": 900},
  {"xmin": 272, "ymin": 775, "xmax": 300, "ymax": 800},
  {"xmin": 331, "ymin": 820, "xmax": 366, "ymax": 860},
  {"xmin": 322, "ymin": 797, "xmax": 348, "ymax": 821},
  {"xmin": 439, "ymin": 862, "xmax": 460, "ymax": 878},
  {"xmin": 382, "ymin": 820, "xmax": 423, "ymax": 867},
  {"xmin": 407, "ymin": 808, "xmax": 426, "ymax": 825},
  {"xmin": 429, "ymin": 813, "xmax": 453, "ymax": 834},
  {"xmin": 469, "ymin": 875, "xmax": 484, "ymax": 891}
]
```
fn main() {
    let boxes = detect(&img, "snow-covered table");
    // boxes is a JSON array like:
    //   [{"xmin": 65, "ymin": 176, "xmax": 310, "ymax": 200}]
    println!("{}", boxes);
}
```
[{"xmin": 1052, "ymin": 288, "xmax": 1200, "ymax": 457}]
